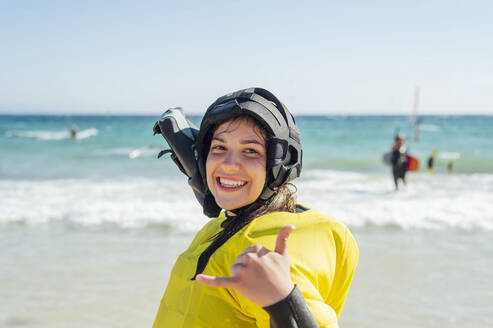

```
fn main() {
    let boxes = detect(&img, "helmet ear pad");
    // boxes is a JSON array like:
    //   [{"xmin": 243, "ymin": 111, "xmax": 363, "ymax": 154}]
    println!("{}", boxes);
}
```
[
  {"xmin": 197, "ymin": 129, "xmax": 222, "ymax": 218},
  {"xmin": 266, "ymin": 138, "xmax": 289, "ymax": 184},
  {"xmin": 261, "ymin": 138, "xmax": 302, "ymax": 201},
  {"xmin": 203, "ymin": 190, "xmax": 222, "ymax": 218}
]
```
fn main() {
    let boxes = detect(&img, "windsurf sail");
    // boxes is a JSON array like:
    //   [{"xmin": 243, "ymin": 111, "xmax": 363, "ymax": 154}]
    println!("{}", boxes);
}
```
[{"xmin": 411, "ymin": 87, "xmax": 423, "ymax": 141}]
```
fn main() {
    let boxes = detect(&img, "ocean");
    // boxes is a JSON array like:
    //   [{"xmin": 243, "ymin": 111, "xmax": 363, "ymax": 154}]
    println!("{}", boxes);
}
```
[{"xmin": 1, "ymin": 114, "xmax": 492, "ymax": 327}]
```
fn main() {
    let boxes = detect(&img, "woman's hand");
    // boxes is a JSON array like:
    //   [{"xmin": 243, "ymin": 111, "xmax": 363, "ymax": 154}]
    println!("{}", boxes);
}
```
[{"xmin": 196, "ymin": 225, "xmax": 296, "ymax": 307}]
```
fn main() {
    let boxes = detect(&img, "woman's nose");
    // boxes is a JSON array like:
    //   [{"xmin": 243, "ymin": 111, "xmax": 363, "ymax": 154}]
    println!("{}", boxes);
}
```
[{"xmin": 221, "ymin": 151, "xmax": 240, "ymax": 173}]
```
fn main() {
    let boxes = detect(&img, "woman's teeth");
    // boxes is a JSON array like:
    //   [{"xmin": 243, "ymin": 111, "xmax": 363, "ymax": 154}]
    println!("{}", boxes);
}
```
[{"xmin": 219, "ymin": 177, "xmax": 246, "ymax": 187}]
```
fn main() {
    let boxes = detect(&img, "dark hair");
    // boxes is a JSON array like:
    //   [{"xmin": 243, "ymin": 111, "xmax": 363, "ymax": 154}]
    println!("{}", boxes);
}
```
[{"xmin": 192, "ymin": 115, "xmax": 297, "ymax": 279}]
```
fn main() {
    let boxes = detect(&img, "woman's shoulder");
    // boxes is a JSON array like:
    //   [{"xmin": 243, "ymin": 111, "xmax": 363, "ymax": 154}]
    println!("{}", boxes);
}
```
[
  {"xmin": 296, "ymin": 206, "xmax": 357, "ymax": 251},
  {"xmin": 301, "ymin": 206, "xmax": 354, "ymax": 237},
  {"xmin": 236, "ymin": 205, "xmax": 353, "ymax": 247},
  {"xmin": 253, "ymin": 204, "xmax": 350, "ymax": 231}
]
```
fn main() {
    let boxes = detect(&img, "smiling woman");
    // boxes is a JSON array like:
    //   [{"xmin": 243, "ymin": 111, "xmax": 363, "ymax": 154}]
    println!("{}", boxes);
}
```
[{"xmin": 152, "ymin": 88, "xmax": 359, "ymax": 328}]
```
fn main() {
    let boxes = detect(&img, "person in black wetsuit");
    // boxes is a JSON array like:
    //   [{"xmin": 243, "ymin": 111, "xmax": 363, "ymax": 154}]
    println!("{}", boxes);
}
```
[
  {"xmin": 391, "ymin": 134, "xmax": 408, "ymax": 190},
  {"xmin": 197, "ymin": 225, "xmax": 319, "ymax": 328},
  {"xmin": 427, "ymin": 150, "xmax": 437, "ymax": 175}
]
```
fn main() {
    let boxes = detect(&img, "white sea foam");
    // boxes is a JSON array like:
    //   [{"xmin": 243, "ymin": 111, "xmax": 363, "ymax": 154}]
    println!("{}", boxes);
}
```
[
  {"xmin": 1, "ymin": 171, "xmax": 492, "ymax": 231},
  {"xmin": 128, "ymin": 147, "xmax": 161, "ymax": 159},
  {"xmin": 439, "ymin": 152, "xmax": 461, "ymax": 160},
  {"xmin": 297, "ymin": 170, "xmax": 493, "ymax": 230},
  {"xmin": 92, "ymin": 146, "xmax": 159, "ymax": 158},
  {"xmin": 0, "ymin": 177, "xmax": 205, "ymax": 231},
  {"xmin": 419, "ymin": 124, "xmax": 441, "ymax": 132},
  {"xmin": 6, "ymin": 128, "xmax": 98, "ymax": 140},
  {"xmin": 128, "ymin": 149, "xmax": 142, "ymax": 159},
  {"xmin": 75, "ymin": 128, "xmax": 98, "ymax": 139}
]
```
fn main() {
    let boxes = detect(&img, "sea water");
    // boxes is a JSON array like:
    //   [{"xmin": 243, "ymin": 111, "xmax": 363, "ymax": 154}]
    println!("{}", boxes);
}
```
[{"xmin": 1, "ymin": 114, "xmax": 492, "ymax": 327}]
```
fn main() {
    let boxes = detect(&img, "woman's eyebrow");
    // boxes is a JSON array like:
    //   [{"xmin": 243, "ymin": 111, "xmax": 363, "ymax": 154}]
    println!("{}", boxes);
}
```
[
  {"xmin": 212, "ymin": 135, "xmax": 263, "ymax": 146},
  {"xmin": 240, "ymin": 139, "xmax": 263, "ymax": 145},
  {"xmin": 211, "ymin": 136, "xmax": 225, "ymax": 143}
]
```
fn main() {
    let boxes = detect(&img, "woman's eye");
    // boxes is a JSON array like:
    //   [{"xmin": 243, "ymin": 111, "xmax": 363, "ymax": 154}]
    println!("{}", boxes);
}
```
[
  {"xmin": 245, "ymin": 148, "xmax": 259, "ymax": 154},
  {"xmin": 211, "ymin": 145, "xmax": 226, "ymax": 151}
]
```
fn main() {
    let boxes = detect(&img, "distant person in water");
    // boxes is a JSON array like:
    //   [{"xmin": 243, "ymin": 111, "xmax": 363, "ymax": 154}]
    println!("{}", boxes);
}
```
[
  {"xmin": 391, "ymin": 134, "xmax": 408, "ymax": 190},
  {"xmin": 427, "ymin": 150, "xmax": 437, "ymax": 175},
  {"xmin": 70, "ymin": 124, "xmax": 78, "ymax": 138},
  {"xmin": 447, "ymin": 160, "xmax": 454, "ymax": 174}
]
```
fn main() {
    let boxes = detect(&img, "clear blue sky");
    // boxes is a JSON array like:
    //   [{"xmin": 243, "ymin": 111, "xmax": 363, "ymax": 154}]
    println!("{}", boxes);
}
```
[{"xmin": 1, "ymin": 0, "xmax": 492, "ymax": 115}]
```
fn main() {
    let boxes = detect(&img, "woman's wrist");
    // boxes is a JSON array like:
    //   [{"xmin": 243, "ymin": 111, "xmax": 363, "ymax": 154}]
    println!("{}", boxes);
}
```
[
  {"xmin": 263, "ymin": 284, "xmax": 297, "ymax": 309},
  {"xmin": 263, "ymin": 285, "xmax": 320, "ymax": 328},
  {"xmin": 262, "ymin": 281, "xmax": 295, "ymax": 307}
]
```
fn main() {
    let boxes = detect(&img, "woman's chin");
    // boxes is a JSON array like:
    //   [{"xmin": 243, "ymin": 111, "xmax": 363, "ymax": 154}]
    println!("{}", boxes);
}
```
[
  {"xmin": 220, "ymin": 204, "xmax": 243, "ymax": 211},
  {"xmin": 216, "ymin": 200, "xmax": 251, "ymax": 212}
]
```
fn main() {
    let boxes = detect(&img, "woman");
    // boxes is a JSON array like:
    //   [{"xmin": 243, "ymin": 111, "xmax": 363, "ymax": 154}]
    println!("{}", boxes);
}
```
[{"xmin": 153, "ymin": 88, "xmax": 358, "ymax": 328}]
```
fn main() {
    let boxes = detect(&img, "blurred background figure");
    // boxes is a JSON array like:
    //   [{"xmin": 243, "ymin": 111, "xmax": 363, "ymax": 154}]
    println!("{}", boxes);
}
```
[
  {"xmin": 70, "ymin": 124, "xmax": 78, "ymax": 138},
  {"xmin": 448, "ymin": 160, "xmax": 455, "ymax": 174},
  {"xmin": 391, "ymin": 134, "xmax": 408, "ymax": 190},
  {"xmin": 428, "ymin": 150, "xmax": 437, "ymax": 175}
]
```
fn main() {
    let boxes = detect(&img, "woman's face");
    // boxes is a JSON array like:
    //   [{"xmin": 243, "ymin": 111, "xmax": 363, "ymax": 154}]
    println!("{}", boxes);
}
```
[{"xmin": 206, "ymin": 118, "xmax": 267, "ymax": 210}]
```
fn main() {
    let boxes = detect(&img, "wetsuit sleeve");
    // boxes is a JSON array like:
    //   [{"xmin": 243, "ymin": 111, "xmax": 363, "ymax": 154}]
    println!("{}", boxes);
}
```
[{"xmin": 263, "ymin": 285, "xmax": 320, "ymax": 328}]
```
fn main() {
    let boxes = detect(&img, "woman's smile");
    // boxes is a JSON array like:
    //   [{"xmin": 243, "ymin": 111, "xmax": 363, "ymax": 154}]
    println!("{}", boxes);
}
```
[
  {"xmin": 206, "ymin": 117, "xmax": 267, "ymax": 210},
  {"xmin": 216, "ymin": 177, "xmax": 248, "ymax": 190}
]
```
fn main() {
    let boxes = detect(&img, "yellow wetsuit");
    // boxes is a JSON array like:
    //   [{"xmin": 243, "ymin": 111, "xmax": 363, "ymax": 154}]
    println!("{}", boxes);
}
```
[{"xmin": 153, "ymin": 207, "xmax": 358, "ymax": 328}]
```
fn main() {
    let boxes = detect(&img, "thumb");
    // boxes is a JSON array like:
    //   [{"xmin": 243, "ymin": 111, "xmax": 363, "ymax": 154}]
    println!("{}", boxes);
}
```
[
  {"xmin": 195, "ymin": 274, "xmax": 237, "ymax": 289},
  {"xmin": 274, "ymin": 225, "xmax": 296, "ymax": 255}
]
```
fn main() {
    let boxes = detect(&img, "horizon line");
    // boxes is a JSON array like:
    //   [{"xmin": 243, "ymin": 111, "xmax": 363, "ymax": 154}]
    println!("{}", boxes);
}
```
[{"xmin": 1, "ymin": 112, "xmax": 492, "ymax": 117}]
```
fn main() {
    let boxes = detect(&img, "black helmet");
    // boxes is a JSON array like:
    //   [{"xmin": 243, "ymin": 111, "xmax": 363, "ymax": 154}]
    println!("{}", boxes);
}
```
[{"xmin": 196, "ymin": 87, "xmax": 302, "ymax": 218}]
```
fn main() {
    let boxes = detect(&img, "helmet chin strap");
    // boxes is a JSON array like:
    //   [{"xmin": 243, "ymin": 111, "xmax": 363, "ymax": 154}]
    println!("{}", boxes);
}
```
[
  {"xmin": 228, "ymin": 201, "xmax": 263, "ymax": 218},
  {"xmin": 222, "ymin": 201, "xmax": 263, "ymax": 231},
  {"xmin": 226, "ymin": 182, "xmax": 277, "ymax": 219}
]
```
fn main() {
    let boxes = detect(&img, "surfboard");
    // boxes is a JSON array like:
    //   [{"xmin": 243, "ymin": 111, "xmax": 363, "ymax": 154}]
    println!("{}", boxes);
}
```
[
  {"xmin": 406, "ymin": 155, "xmax": 419, "ymax": 171},
  {"xmin": 383, "ymin": 152, "xmax": 419, "ymax": 172},
  {"xmin": 382, "ymin": 152, "xmax": 392, "ymax": 166}
]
